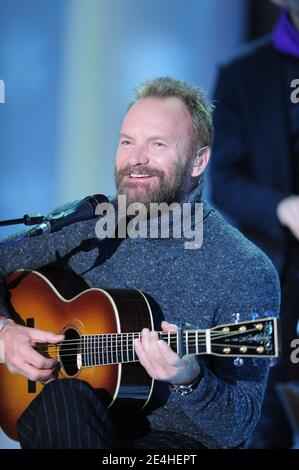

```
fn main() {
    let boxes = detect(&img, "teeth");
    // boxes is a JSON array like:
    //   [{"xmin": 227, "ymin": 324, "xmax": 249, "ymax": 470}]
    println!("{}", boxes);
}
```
[{"xmin": 130, "ymin": 174, "xmax": 151, "ymax": 178}]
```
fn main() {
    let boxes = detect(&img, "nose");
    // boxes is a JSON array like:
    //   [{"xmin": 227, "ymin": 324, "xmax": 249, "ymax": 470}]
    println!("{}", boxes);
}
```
[{"xmin": 128, "ymin": 144, "xmax": 150, "ymax": 166}]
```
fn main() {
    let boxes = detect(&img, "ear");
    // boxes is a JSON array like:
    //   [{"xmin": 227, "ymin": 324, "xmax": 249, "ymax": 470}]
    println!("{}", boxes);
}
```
[{"xmin": 191, "ymin": 146, "xmax": 211, "ymax": 177}]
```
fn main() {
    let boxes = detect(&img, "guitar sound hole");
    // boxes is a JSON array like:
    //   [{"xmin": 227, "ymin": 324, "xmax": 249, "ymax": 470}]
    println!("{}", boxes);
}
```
[{"xmin": 59, "ymin": 328, "xmax": 80, "ymax": 376}]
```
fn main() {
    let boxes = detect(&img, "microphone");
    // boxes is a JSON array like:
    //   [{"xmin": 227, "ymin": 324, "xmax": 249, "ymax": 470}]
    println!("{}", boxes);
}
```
[{"xmin": 27, "ymin": 194, "xmax": 109, "ymax": 238}]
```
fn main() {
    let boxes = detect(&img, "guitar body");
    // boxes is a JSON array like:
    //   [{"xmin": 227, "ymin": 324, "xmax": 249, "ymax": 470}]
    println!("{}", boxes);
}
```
[
  {"xmin": 0, "ymin": 268, "xmax": 279, "ymax": 441},
  {"xmin": 0, "ymin": 269, "xmax": 154, "ymax": 441}
]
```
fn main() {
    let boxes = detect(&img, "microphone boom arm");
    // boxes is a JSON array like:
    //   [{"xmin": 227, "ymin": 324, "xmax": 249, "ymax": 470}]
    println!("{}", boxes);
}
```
[{"xmin": 0, "ymin": 214, "xmax": 45, "ymax": 227}]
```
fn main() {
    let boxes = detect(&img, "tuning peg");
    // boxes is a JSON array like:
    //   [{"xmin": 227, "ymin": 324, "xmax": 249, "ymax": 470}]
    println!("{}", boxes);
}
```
[{"xmin": 233, "ymin": 313, "xmax": 245, "ymax": 367}]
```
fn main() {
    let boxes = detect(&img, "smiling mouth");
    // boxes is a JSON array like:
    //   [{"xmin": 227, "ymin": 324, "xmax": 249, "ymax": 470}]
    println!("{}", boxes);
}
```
[{"xmin": 127, "ymin": 173, "xmax": 156, "ymax": 179}]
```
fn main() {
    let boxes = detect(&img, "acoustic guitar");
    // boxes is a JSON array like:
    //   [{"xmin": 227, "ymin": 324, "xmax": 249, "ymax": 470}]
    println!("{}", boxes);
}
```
[{"xmin": 0, "ymin": 269, "xmax": 279, "ymax": 441}]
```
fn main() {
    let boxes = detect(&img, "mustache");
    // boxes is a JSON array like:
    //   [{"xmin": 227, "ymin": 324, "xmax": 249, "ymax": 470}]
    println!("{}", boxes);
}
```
[{"xmin": 117, "ymin": 166, "xmax": 164, "ymax": 178}]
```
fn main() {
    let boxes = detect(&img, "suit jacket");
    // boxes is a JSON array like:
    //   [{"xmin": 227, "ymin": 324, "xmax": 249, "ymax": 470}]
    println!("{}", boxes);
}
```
[{"xmin": 211, "ymin": 35, "xmax": 294, "ymax": 275}]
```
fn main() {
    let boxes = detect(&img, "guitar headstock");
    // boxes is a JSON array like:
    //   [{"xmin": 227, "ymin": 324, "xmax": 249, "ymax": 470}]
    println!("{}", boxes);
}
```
[{"xmin": 210, "ymin": 317, "xmax": 279, "ymax": 357}]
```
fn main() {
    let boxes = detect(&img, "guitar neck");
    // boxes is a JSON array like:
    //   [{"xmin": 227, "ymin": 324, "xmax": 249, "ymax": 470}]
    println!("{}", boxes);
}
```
[{"xmin": 55, "ymin": 317, "xmax": 278, "ymax": 368}]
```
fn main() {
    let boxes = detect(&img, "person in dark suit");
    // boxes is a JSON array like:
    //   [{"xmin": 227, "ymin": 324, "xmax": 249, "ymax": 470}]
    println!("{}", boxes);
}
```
[{"xmin": 210, "ymin": 0, "xmax": 299, "ymax": 448}]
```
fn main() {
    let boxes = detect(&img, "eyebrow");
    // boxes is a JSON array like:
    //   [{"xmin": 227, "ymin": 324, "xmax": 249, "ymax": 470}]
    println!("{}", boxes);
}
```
[
  {"xmin": 148, "ymin": 135, "xmax": 170, "ymax": 142},
  {"xmin": 119, "ymin": 133, "xmax": 133, "ymax": 139},
  {"xmin": 119, "ymin": 133, "xmax": 170, "ymax": 142}
]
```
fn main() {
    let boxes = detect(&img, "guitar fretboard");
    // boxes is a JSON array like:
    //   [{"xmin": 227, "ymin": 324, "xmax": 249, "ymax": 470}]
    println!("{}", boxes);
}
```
[
  {"xmin": 54, "ymin": 318, "xmax": 277, "ymax": 369},
  {"xmin": 80, "ymin": 331, "xmax": 205, "ymax": 367}
]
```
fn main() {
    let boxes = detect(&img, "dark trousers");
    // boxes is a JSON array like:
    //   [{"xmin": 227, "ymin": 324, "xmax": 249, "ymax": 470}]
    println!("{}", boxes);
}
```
[{"xmin": 16, "ymin": 378, "xmax": 204, "ymax": 449}]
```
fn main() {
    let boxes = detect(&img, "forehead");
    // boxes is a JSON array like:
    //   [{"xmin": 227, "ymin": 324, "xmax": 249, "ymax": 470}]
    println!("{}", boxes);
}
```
[{"xmin": 121, "ymin": 97, "xmax": 193, "ymax": 137}]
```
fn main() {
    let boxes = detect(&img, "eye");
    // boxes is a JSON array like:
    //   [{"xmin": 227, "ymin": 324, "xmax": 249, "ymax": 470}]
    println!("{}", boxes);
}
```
[
  {"xmin": 121, "ymin": 139, "xmax": 132, "ymax": 146},
  {"xmin": 152, "ymin": 142, "xmax": 166, "ymax": 148}
]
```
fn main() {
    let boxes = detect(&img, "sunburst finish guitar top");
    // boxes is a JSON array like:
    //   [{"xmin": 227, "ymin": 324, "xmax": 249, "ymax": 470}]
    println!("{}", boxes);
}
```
[{"xmin": 0, "ymin": 269, "xmax": 279, "ymax": 440}]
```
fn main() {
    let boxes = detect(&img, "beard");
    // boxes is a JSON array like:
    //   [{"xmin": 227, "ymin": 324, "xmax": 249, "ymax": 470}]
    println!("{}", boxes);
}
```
[{"xmin": 114, "ymin": 159, "xmax": 191, "ymax": 210}]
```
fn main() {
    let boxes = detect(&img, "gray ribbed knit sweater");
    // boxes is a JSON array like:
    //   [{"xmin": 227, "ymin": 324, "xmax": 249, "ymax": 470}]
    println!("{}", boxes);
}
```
[{"xmin": 0, "ymin": 184, "xmax": 280, "ymax": 448}]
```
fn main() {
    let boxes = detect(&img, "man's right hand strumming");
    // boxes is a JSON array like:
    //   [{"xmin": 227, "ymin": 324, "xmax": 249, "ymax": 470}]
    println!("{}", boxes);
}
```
[{"xmin": 0, "ymin": 316, "xmax": 64, "ymax": 382}]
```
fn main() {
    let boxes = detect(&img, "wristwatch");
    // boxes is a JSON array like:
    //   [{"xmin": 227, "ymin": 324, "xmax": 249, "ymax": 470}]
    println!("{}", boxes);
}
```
[{"xmin": 171, "ymin": 375, "xmax": 202, "ymax": 396}]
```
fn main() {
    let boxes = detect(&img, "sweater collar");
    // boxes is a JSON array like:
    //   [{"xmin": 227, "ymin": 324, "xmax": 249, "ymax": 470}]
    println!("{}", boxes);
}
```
[
  {"xmin": 110, "ymin": 181, "xmax": 207, "ymax": 244},
  {"xmin": 273, "ymin": 8, "xmax": 299, "ymax": 59},
  {"xmin": 139, "ymin": 181, "xmax": 205, "ymax": 242}
]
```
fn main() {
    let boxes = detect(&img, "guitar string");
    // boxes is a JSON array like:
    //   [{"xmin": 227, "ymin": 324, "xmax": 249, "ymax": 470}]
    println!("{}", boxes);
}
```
[
  {"xmin": 42, "ymin": 342, "xmax": 272, "ymax": 366},
  {"xmin": 39, "ymin": 331, "xmax": 272, "ymax": 363},
  {"xmin": 37, "ymin": 339, "xmax": 270, "ymax": 359},
  {"xmin": 42, "ymin": 323, "xmax": 269, "ymax": 345},
  {"xmin": 37, "ymin": 325, "xmax": 267, "ymax": 354},
  {"xmin": 38, "ymin": 325, "xmax": 267, "ymax": 349},
  {"xmin": 42, "ymin": 343, "xmax": 268, "ymax": 365},
  {"xmin": 39, "ymin": 337, "xmax": 269, "ymax": 356},
  {"xmin": 44, "ymin": 342, "xmax": 266, "ymax": 355}
]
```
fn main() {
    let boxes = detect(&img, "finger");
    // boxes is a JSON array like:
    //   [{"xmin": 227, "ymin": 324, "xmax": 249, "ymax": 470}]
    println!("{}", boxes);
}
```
[
  {"xmin": 134, "ymin": 338, "xmax": 153, "ymax": 373},
  {"xmin": 135, "ymin": 333, "xmax": 164, "ymax": 374},
  {"xmin": 140, "ymin": 328, "xmax": 152, "ymax": 353},
  {"xmin": 20, "ymin": 363, "xmax": 55, "ymax": 382},
  {"xmin": 28, "ymin": 328, "xmax": 64, "ymax": 344},
  {"xmin": 25, "ymin": 346, "xmax": 56, "ymax": 370},
  {"xmin": 161, "ymin": 321, "xmax": 178, "ymax": 333},
  {"xmin": 135, "ymin": 337, "xmax": 182, "ymax": 382},
  {"xmin": 146, "ymin": 331, "xmax": 163, "ymax": 360},
  {"xmin": 157, "ymin": 340, "xmax": 182, "ymax": 367},
  {"xmin": 139, "ymin": 329, "xmax": 178, "ymax": 376},
  {"xmin": 142, "ymin": 330, "xmax": 160, "ymax": 365},
  {"xmin": 144, "ymin": 332, "xmax": 177, "ymax": 377},
  {"xmin": 145, "ymin": 328, "xmax": 180, "ymax": 367}
]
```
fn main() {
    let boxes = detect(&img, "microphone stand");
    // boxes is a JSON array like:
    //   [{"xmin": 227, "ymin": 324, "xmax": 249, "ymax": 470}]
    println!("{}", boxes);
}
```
[{"xmin": 0, "ymin": 214, "xmax": 45, "ymax": 228}]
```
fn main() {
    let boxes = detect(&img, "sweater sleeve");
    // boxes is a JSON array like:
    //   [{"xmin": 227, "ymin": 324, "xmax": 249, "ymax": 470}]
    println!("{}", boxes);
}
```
[
  {"xmin": 169, "ymin": 250, "xmax": 281, "ymax": 448},
  {"xmin": 0, "ymin": 203, "xmax": 93, "ymax": 318},
  {"xmin": 0, "ymin": 229, "xmax": 69, "ymax": 318}
]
